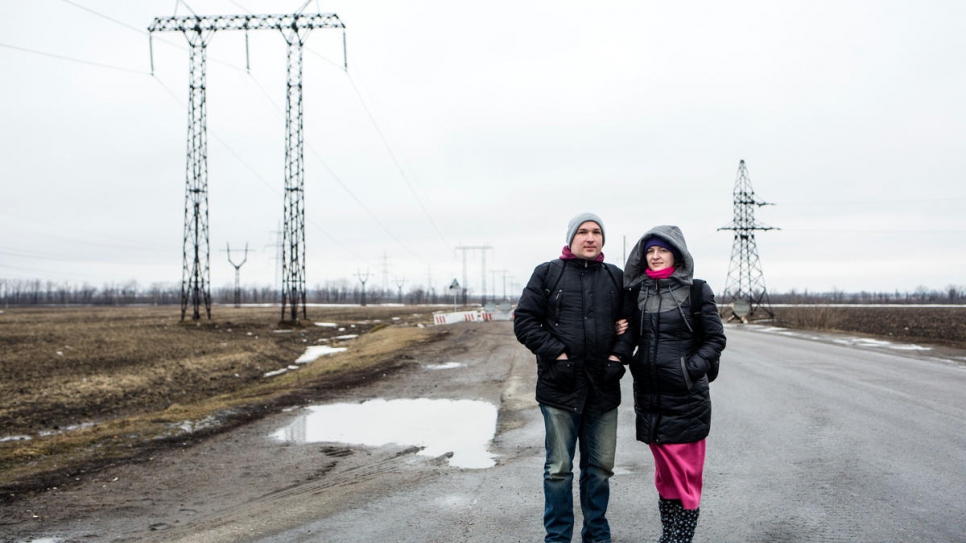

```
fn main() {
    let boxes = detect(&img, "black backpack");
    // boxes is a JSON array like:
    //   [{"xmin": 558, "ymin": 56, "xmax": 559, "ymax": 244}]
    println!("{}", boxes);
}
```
[{"xmin": 689, "ymin": 279, "xmax": 719, "ymax": 382}]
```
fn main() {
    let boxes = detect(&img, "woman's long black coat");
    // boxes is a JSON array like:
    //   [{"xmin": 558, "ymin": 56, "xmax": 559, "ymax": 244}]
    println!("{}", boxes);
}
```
[{"xmin": 628, "ymin": 279, "xmax": 727, "ymax": 444}]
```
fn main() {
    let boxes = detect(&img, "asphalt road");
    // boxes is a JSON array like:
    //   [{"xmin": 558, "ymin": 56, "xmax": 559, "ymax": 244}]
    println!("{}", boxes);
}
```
[
  {"xmin": 209, "ymin": 323, "xmax": 966, "ymax": 543},
  {"xmin": 7, "ymin": 322, "xmax": 965, "ymax": 543}
]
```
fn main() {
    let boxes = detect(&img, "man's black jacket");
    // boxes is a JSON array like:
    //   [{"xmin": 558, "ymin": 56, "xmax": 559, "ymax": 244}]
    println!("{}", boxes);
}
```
[{"xmin": 513, "ymin": 258, "xmax": 634, "ymax": 413}]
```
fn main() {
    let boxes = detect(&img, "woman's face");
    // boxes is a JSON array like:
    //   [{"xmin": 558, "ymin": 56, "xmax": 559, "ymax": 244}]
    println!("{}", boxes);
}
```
[{"xmin": 646, "ymin": 245, "xmax": 675, "ymax": 271}]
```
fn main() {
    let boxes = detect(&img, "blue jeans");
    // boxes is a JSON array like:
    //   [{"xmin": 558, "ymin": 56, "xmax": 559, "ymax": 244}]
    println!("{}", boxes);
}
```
[{"xmin": 540, "ymin": 402, "xmax": 618, "ymax": 543}]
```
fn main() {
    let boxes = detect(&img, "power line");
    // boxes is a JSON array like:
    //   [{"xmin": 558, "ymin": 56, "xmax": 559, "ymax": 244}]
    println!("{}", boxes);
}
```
[
  {"xmin": 304, "ymin": 45, "xmax": 451, "ymax": 248},
  {"xmin": 58, "ymin": 0, "xmax": 252, "ymax": 73},
  {"xmin": 235, "ymin": 68, "xmax": 426, "ymax": 262},
  {"xmin": 5, "ymin": 2, "xmax": 445, "ymax": 282},
  {"xmin": 60, "ymin": 0, "xmax": 146, "ymax": 35},
  {"xmin": 0, "ymin": 41, "xmax": 149, "ymax": 75},
  {"xmin": 777, "ymin": 197, "xmax": 966, "ymax": 207},
  {"xmin": 150, "ymin": 75, "xmax": 374, "ymax": 268},
  {"xmin": 345, "ymin": 71, "xmax": 451, "ymax": 247},
  {"xmin": 0, "ymin": 211, "xmax": 174, "ymax": 252}
]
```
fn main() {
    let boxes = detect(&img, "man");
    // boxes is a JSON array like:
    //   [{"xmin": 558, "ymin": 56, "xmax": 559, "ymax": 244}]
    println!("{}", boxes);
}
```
[{"xmin": 514, "ymin": 212, "xmax": 633, "ymax": 543}]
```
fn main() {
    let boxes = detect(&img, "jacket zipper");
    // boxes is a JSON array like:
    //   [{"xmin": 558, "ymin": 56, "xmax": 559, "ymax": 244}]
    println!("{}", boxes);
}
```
[{"xmin": 553, "ymin": 290, "xmax": 562, "ymax": 325}]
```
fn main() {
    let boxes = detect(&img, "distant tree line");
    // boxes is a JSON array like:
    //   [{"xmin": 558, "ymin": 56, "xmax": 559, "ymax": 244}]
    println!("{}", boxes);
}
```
[
  {"xmin": 766, "ymin": 286, "xmax": 966, "ymax": 305},
  {"xmin": 2, "ymin": 278, "xmax": 963, "ymax": 307},
  {"xmin": 0, "ymin": 278, "xmax": 473, "ymax": 307}
]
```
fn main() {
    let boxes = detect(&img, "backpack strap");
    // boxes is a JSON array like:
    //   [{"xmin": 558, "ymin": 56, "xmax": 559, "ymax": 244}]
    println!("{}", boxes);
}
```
[
  {"xmin": 689, "ymin": 279, "xmax": 706, "ymax": 339},
  {"xmin": 602, "ymin": 263, "xmax": 621, "ymax": 291},
  {"xmin": 545, "ymin": 259, "xmax": 621, "ymax": 297},
  {"xmin": 690, "ymin": 278, "xmax": 720, "ymax": 382},
  {"xmin": 543, "ymin": 259, "xmax": 565, "ymax": 297}
]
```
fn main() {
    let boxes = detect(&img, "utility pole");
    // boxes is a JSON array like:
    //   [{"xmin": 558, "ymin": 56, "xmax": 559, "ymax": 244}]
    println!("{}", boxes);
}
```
[
  {"xmin": 394, "ymin": 277, "xmax": 406, "ymax": 304},
  {"xmin": 264, "ymin": 224, "xmax": 283, "ymax": 303},
  {"xmin": 490, "ymin": 269, "xmax": 509, "ymax": 302},
  {"xmin": 148, "ymin": 7, "xmax": 346, "ymax": 322},
  {"xmin": 355, "ymin": 269, "xmax": 370, "ymax": 307},
  {"xmin": 718, "ymin": 160, "xmax": 779, "ymax": 321},
  {"xmin": 454, "ymin": 245, "xmax": 492, "ymax": 306},
  {"xmin": 225, "ymin": 243, "xmax": 249, "ymax": 307},
  {"xmin": 381, "ymin": 252, "xmax": 390, "ymax": 300}
]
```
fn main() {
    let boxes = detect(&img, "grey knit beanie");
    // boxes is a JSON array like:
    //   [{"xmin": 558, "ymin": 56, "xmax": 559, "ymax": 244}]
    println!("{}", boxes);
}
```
[{"xmin": 566, "ymin": 212, "xmax": 605, "ymax": 248}]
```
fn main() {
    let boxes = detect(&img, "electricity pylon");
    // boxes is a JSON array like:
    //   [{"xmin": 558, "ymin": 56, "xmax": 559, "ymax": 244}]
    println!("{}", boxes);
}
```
[
  {"xmin": 356, "ymin": 269, "xmax": 370, "ymax": 307},
  {"xmin": 718, "ymin": 160, "xmax": 778, "ymax": 321},
  {"xmin": 148, "ymin": 8, "xmax": 346, "ymax": 322},
  {"xmin": 454, "ymin": 245, "xmax": 492, "ymax": 305},
  {"xmin": 225, "ymin": 243, "xmax": 249, "ymax": 307}
]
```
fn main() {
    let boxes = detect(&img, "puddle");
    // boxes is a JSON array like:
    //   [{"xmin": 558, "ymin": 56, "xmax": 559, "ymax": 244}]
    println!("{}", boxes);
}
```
[{"xmin": 272, "ymin": 398, "xmax": 498, "ymax": 469}]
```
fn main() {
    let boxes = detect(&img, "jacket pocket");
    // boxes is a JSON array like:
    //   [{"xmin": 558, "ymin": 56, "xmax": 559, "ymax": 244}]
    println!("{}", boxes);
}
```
[
  {"xmin": 603, "ymin": 359, "xmax": 626, "ymax": 382},
  {"xmin": 679, "ymin": 356, "xmax": 694, "ymax": 390},
  {"xmin": 540, "ymin": 355, "xmax": 576, "ymax": 388}
]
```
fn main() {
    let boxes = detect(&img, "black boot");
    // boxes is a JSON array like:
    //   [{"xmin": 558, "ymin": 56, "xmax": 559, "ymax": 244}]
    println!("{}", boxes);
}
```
[
  {"xmin": 657, "ymin": 498, "xmax": 676, "ymax": 543},
  {"xmin": 667, "ymin": 502, "xmax": 700, "ymax": 543}
]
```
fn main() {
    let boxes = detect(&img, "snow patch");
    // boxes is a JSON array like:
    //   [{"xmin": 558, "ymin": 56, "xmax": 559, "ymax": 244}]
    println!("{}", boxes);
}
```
[
  {"xmin": 425, "ymin": 362, "xmax": 464, "ymax": 370},
  {"xmin": 295, "ymin": 345, "xmax": 347, "ymax": 363}
]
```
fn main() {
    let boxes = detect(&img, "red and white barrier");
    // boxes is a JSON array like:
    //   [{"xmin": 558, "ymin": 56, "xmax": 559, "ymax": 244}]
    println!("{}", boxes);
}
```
[
  {"xmin": 434, "ymin": 311, "xmax": 483, "ymax": 325},
  {"xmin": 433, "ymin": 307, "xmax": 514, "ymax": 325}
]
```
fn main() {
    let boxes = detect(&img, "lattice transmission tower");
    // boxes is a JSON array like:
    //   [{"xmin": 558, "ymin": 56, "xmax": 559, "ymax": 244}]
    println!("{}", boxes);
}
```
[
  {"xmin": 148, "ymin": 8, "xmax": 346, "ymax": 322},
  {"xmin": 718, "ymin": 160, "xmax": 778, "ymax": 321},
  {"xmin": 454, "ymin": 245, "xmax": 492, "ymax": 305}
]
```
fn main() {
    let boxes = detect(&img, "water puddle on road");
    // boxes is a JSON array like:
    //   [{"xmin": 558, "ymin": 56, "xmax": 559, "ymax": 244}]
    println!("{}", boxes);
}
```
[{"xmin": 271, "ymin": 398, "xmax": 498, "ymax": 469}]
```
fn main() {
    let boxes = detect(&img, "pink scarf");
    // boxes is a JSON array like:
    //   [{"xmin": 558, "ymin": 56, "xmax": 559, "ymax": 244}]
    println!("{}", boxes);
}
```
[
  {"xmin": 645, "ymin": 267, "xmax": 675, "ymax": 280},
  {"xmin": 560, "ymin": 245, "xmax": 605, "ymax": 262}
]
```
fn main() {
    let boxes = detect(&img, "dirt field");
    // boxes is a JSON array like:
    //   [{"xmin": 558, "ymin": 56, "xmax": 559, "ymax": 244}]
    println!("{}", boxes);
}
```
[
  {"xmin": 1, "ymin": 303, "xmax": 963, "ymax": 505},
  {"xmin": 770, "ymin": 305, "xmax": 966, "ymax": 348},
  {"xmin": 0, "ymin": 305, "xmax": 445, "ymax": 500}
]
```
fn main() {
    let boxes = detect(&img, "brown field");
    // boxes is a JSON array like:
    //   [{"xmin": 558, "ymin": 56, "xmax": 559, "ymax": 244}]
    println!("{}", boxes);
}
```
[
  {"xmin": 0, "ymin": 305, "xmax": 447, "ymax": 497},
  {"xmin": 768, "ymin": 305, "xmax": 966, "ymax": 349},
  {"xmin": 1, "ymin": 303, "xmax": 963, "ymax": 499}
]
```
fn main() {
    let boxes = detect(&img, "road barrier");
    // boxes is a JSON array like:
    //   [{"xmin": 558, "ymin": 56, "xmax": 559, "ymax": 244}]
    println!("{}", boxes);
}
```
[{"xmin": 433, "ymin": 306, "xmax": 514, "ymax": 325}]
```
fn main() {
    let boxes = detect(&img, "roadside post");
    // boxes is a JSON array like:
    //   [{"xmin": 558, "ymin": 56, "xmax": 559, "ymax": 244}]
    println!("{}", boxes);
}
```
[{"xmin": 449, "ymin": 279, "xmax": 460, "ymax": 312}]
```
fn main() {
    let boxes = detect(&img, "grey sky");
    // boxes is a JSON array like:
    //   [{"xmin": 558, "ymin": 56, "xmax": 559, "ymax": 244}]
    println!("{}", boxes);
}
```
[{"xmin": 2, "ymin": 0, "xmax": 964, "ymax": 298}]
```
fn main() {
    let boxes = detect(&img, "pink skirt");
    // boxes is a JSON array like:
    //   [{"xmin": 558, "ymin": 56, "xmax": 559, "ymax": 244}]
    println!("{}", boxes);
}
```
[{"xmin": 649, "ymin": 440, "xmax": 706, "ymax": 510}]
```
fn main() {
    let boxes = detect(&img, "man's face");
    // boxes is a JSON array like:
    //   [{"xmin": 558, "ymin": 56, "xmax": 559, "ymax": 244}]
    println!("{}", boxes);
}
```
[{"xmin": 571, "ymin": 221, "xmax": 603, "ymax": 260}]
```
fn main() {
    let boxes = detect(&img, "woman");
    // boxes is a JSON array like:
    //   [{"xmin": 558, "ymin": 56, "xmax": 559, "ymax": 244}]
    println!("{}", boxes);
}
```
[{"xmin": 622, "ymin": 225, "xmax": 726, "ymax": 543}]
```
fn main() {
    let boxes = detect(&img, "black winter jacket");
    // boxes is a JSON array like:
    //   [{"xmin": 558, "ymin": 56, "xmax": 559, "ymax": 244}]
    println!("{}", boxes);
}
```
[
  {"xmin": 623, "ymin": 225, "xmax": 727, "ymax": 444},
  {"xmin": 514, "ymin": 258, "xmax": 634, "ymax": 413}
]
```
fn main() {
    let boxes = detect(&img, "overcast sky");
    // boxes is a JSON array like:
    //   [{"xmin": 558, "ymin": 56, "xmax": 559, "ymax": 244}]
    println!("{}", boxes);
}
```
[{"xmin": 2, "ymin": 0, "xmax": 964, "ymax": 299}]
